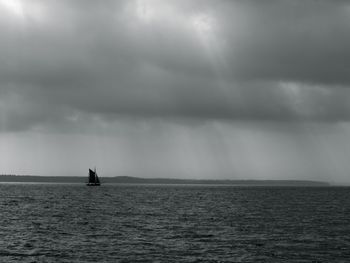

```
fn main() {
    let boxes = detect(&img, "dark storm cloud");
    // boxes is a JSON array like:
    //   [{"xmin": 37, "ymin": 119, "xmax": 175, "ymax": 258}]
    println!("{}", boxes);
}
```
[
  {"xmin": 217, "ymin": 0, "xmax": 350, "ymax": 84},
  {"xmin": 1, "ymin": 0, "xmax": 350, "ymax": 132}
]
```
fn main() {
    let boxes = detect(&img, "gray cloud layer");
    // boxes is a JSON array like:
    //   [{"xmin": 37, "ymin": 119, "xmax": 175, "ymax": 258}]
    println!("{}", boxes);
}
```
[{"xmin": 1, "ymin": 0, "xmax": 350, "ymax": 132}]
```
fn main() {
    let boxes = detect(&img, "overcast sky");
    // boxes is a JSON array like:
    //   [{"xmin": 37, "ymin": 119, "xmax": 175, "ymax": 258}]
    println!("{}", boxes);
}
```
[{"xmin": 1, "ymin": 0, "xmax": 350, "ymax": 183}]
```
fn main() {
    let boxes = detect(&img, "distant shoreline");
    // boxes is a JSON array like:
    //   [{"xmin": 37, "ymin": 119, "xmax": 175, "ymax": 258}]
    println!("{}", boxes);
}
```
[{"xmin": 0, "ymin": 175, "xmax": 330, "ymax": 186}]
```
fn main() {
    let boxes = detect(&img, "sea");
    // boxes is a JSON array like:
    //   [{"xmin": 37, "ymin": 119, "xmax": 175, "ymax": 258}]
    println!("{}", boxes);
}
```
[{"xmin": 0, "ymin": 184, "xmax": 349, "ymax": 262}]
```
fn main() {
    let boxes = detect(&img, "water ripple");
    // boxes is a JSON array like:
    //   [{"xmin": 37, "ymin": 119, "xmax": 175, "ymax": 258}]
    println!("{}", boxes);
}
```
[{"xmin": 0, "ymin": 184, "xmax": 349, "ymax": 262}]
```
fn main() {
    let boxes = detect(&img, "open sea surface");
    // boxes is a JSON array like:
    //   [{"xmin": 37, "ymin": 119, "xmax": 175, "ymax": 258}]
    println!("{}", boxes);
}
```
[{"xmin": 0, "ymin": 183, "xmax": 349, "ymax": 262}]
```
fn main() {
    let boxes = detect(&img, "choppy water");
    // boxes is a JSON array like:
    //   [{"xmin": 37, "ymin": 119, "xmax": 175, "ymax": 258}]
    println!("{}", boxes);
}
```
[{"xmin": 0, "ymin": 184, "xmax": 349, "ymax": 262}]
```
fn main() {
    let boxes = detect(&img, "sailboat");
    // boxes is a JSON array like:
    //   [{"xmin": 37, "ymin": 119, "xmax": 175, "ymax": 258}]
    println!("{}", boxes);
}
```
[{"xmin": 87, "ymin": 168, "xmax": 101, "ymax": 186}]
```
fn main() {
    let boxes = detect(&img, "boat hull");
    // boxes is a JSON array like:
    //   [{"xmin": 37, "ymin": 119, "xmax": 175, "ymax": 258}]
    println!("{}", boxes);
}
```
[{"xmin": 86, "ymin": 183, "xmax": 101, "ymax": 186}]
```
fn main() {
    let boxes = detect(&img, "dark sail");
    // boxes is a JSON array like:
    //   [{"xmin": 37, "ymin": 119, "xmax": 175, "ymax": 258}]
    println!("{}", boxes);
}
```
[
  {"xmin": 87, "ymin": 168, "xmax": 101, "ymax": 186},
  {"xmin": 89, "ymin": 169, "xmax": 96, "ymax": 183}
]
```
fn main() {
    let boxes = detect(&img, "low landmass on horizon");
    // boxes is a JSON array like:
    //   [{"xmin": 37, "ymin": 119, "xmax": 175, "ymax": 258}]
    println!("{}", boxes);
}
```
[{"xmin": 0, "ymin": 175, "xmax": 330, "ymax": 186}]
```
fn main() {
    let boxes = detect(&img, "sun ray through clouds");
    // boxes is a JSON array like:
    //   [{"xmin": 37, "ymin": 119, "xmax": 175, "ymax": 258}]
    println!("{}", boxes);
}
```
[
  {"xmin": 190, "ymin": 10, "xmax": 245, "ymax": 124},
  {"xmin": 0, "ymin": 0, "xmax": 24, "ymax": 17},
  {"xmin": 0, "ymin": 0, "xmax": 47, "ymax": 23}
]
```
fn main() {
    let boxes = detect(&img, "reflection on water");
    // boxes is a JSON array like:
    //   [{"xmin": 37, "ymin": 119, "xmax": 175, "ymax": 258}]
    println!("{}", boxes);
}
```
[{"xmin": 0, "ymin": 184, "xmax": 349, "ymax": 262}]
